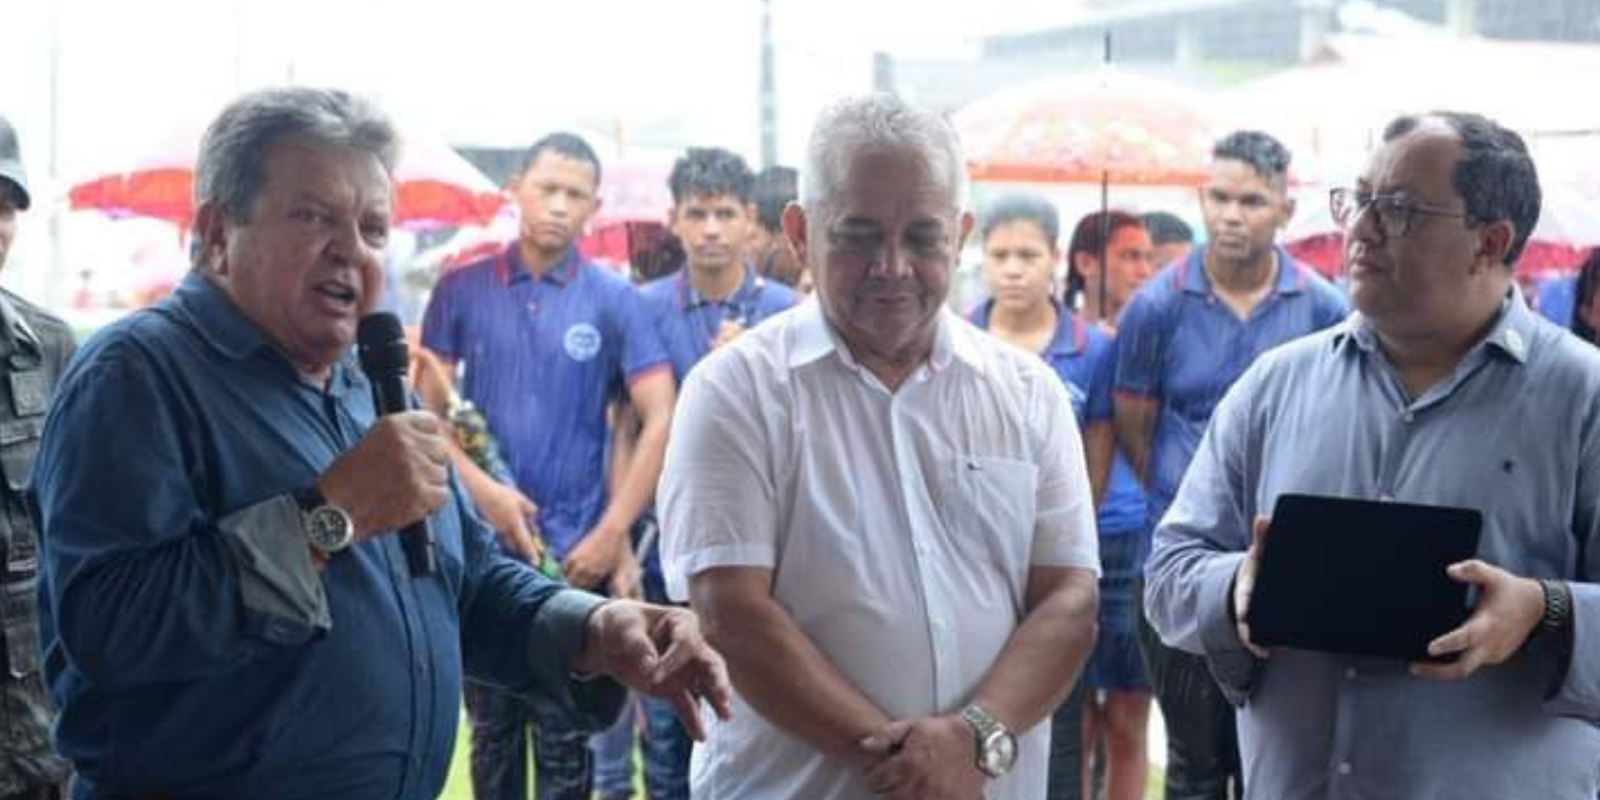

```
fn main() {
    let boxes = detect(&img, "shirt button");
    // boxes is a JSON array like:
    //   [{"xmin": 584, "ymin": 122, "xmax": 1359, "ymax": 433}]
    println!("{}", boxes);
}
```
[
  {"xmin": 1379, "ymin": 494, "xmax": 1394, "ymax": 502},
  {"xmin": 1338, "ymin": 761, "xmax": 1353, "ymax": 775},
  {"xmin": 931, "ymin": 618, "xmax": 946, "ymax": 630},
  {"xmin": 1403, "ymin": 411, "xmax": 1415, "ymax": 423},
  {"xmin": 1344, "ymin": 668, "xmax": 1358, "ymax": 681}
]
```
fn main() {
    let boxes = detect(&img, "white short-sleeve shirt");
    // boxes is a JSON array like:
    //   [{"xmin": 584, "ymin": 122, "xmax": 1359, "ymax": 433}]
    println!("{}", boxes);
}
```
[{"xmin": 660, "ymin": 301, "xmax": 1099, "ymax": 800}]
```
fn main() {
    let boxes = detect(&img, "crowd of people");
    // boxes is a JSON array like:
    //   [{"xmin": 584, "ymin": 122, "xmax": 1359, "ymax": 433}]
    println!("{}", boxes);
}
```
[{"xmin": 0, "ymin": 82, "xmax": 1596, "ymax": 800}]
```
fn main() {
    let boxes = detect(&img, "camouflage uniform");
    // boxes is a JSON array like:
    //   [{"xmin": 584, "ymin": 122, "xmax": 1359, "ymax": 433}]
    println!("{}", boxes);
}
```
[{"xmin": 0, "ymin": 290, "xmax": 73, "ymax": 800}]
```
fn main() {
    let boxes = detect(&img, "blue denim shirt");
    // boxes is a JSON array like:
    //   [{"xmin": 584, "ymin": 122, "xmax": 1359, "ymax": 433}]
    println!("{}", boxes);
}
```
[
  {"xmin": 35, "ymin": 272, "xmax": 620, "ymax": 800},
  {"xmin": 422, "ymin": 246, "xmax": 670, "ymax": 559},
  {"xmin": 1115, "ymin": 248, "xmax": 1348, "ymax": 528},
  {"xmin": 1145, "ymin": 293, "xmax": 1600, "ymax": 799}
]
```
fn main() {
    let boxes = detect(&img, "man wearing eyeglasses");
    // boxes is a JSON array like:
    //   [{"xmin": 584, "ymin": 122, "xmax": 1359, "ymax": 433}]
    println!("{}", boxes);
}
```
[
  {"xmin": 1144, "ymin": 111, "xmax": 1600, "ymax": 799},
  {"xmin": 1113, "ymin": 130, "xmax": 1347, "ymax": 800}
]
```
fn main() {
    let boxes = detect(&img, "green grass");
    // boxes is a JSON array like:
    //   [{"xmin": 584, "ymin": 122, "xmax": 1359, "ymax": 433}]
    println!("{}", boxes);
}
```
[
  {"xmin": 436, "ymin": 710, "xmax": 647, "ymax": 800},
  {"xmin": 438, "ymin": 715, "xmax": 473, "ymax": 800}
]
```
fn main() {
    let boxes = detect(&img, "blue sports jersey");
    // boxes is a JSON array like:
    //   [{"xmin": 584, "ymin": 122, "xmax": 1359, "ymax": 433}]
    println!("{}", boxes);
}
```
[{"xmin": 422, "ymin": 245, "xmax": 670, "ymax": 559}]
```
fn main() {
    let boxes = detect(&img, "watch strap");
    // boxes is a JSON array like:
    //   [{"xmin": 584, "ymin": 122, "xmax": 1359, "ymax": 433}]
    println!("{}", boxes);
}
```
[
  {"xmin": 1537, "ymin": 579, "xmax": 1571, "ymax": 637},
  {"xmin": 292, "ymin": 485, "xmax": 327, "ymax": 513}
]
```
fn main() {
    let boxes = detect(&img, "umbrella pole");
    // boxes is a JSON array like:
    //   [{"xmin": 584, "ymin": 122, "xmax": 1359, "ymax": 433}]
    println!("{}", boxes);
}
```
[
  {"xmin": 1097, "ymin": 29, "xmax": 1112, "ymax": 325},
  {"xmin": 1098, "ymin": 170, "xmax": 1109, "ymax": 325}
]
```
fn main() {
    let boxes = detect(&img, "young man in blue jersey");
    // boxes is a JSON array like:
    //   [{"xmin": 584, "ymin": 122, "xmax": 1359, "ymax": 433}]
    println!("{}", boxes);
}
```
[
  {"xmin": 1116, "ymin": 130, "xmax": 1347, "ymax": 800},
  {"xmin": 421, "ymin": 132, "xmax": 677, "ymax": 800},
  {"xmin": 606, "ymin": 147, "xmax": 798, "ymax": 800}
]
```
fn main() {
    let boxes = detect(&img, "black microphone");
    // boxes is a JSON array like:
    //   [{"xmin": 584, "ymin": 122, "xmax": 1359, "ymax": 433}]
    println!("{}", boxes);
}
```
[{"xmin": 357, "ymin": 312, "xmax": 437, "ymax": 577}]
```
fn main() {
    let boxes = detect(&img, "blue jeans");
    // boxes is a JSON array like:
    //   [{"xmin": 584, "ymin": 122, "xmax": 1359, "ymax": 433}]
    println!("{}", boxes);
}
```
[
  {"xmin": 634, "ymin": 569, "xmax": 692, "ymax": 800},
  {"xmin": 590, "ymin": 695, "xmax": 637, "ymax": 798},
  {"xmin": 463, "ymin": 682, "xmax": 594, "ymax": 800},
  {"xmin": 578, "ymin": 566, "xmax": 693, "ymax": 800}
]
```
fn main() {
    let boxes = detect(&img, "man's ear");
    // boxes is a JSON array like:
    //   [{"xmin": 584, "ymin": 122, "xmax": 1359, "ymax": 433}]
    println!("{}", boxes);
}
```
[
  {"xmin": 780, "ymin": 201, "xmax": 809, "ymax": 265},
  {"xmin": 192, "ymin": 202, "xmax": 229, "ymax": 275},
  {"xmin": 1476, "ymin": 219, "xmax": 1516, "ymax": 271},
  {"xmin": 956, "ymin": 210, "xmax": 976, "ymax": 252},
  {"xmin": 1280, "ymin": 194, "xmax": 1297, "ymax": 228}
]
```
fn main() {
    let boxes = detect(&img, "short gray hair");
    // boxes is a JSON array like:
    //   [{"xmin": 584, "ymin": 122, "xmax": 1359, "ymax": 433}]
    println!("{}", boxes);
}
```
[
  {"xmin": 800, "ymin": 93, "xmax": 967, "ymax": 212},
  {"xmin": 193, "ymin": 87, "xmax": 398, "ymax": 265}
]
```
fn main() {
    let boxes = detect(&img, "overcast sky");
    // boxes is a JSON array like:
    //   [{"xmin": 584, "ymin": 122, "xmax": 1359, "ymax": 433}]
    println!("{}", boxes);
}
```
[{"xmin": 4, "ymin": 0, "xmax": 1089, "ymax": 182}]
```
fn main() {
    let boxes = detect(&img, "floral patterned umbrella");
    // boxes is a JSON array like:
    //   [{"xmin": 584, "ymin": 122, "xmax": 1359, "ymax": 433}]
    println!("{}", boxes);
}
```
[{"xmin": 955, "ymin": 68, "xmax": 1216, "ymax": 186}]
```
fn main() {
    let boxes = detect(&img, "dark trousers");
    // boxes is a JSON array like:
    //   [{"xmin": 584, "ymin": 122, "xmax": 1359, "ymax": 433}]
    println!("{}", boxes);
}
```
[
  {"xmin": 1046, "ymin": 678, "xmax": 1087, "ymax": 799},
  {"xmin": 463, "ymin": 683, "xmax": 593, "ymax": 800},
  {"xmin": 1135, "ymin": 580, "xmax": 1241, "ymax": 800},
  {"xmin": 3, "ymin": 785, "xmax": 63, "ymax": 800}
]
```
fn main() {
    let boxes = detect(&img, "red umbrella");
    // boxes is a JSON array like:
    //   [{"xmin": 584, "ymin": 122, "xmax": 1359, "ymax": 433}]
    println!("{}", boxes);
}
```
[
  {"xmin": 419, "ymin": 152, "xmax": 677, "ymax": 276},
  {"xmin": 955, "ymin": 68, "xmax": 1217, "ymax": 186},
  {"xmin": 67, "ymin": 122, "xmax": 506, "ymax": 231}
]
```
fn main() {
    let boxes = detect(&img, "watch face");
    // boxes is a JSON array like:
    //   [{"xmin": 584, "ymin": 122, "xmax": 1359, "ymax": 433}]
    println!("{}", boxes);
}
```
[
  {"xmin": 306, "ymin": 506, "xmax": 353, "ymax": 552},
  {"xmin": 982, "ymin": 730, "xmax": 1018, "ymax": 776}
]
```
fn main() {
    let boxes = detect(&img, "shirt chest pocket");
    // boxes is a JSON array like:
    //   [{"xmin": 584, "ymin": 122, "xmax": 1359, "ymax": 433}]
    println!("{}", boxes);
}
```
[
  {"xmin": 936, "ymin": 456, "xmax": 1038, "ymax": 577},
  {"xmin": 0, "ymin": 414, "xmax": 43, "ymax": 678}
]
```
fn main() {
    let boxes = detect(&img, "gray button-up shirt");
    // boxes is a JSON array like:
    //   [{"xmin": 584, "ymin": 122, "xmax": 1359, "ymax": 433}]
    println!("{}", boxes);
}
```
[{"xmin": 1145, "ymin": 292, "xmax": 1600, "ymax": 800}]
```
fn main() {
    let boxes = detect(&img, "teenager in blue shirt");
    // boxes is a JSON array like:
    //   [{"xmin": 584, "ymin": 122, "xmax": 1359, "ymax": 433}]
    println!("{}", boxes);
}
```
[
  {"xmin": 422, "ymin": 133, "xmax": 677, "ymax": 800},
  {"xmin": 608, "ymin": 147, "xmax": 797, "ymax": 800},
  {"xmin": 1116, "ymin": 131, "xmax": 1346, "ymax": 800},
  {"xmin": 1064, "ymin": 209, "xmax": 1157, "ymax": 800},
  {"xmin": 969, "ymin": 195, "xmax": 1131, "ymax": 800}
]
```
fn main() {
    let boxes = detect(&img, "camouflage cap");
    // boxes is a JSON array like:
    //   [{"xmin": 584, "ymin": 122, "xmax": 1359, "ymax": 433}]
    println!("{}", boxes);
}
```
[{"xmin": 0, "ymin": 114, "xmax": 30, "ymax": 210}]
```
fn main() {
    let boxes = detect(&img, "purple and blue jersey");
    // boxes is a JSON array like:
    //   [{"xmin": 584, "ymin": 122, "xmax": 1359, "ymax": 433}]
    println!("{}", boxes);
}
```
[
  {"xmin": 1114, "ymin": 246, "xmax": 1347, "ymax": 529},
  {"xmin": 639, "ymin": 265, "xmax": 799, "ymax": 384},
  {"xmin": 422, "ymin": 245, "xmax": 670, "ymax": 559}
]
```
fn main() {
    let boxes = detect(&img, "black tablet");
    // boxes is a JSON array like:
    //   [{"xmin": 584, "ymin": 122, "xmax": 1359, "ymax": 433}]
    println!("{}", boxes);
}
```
[{"xmin": 1245, "ymin": 493, "xmax": 1483, "ymax": 661}]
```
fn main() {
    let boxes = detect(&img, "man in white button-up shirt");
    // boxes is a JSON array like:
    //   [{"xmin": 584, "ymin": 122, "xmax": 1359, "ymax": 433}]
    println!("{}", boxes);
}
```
[{"xmin": 659, "ymin": 93, "xmax": 1101, "ymax": 800}]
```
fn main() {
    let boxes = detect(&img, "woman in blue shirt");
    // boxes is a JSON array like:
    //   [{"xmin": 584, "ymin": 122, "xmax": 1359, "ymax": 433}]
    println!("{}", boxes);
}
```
[{"xmin": 971, "ymin": 195, "xmax": 1152, "ymax": 800}]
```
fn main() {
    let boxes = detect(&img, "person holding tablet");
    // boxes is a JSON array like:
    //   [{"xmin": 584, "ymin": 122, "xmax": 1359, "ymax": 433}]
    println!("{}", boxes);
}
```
[{"xmin": 1144, "ymin": 111, "xmax": 1600, "ymax": 799}]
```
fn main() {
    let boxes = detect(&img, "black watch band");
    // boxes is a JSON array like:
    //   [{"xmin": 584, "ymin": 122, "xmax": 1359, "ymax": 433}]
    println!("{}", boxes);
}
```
[
  {"xmin": 292, "ymin": 485, "xmax": 327, "ymax": 513},
  {"xmin": 1537, "ymin": 579, "xmax": 1572, "ymax": 639}
]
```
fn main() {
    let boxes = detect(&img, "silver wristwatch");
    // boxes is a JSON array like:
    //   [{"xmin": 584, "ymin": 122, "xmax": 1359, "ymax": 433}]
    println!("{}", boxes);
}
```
[
  {"xmin": 295, "ymin": 486, "xmax": 354, "ymax": 555},
  {"xmin": 961, "ymin": 703, "xmax": 1018, "ymax": 779}
]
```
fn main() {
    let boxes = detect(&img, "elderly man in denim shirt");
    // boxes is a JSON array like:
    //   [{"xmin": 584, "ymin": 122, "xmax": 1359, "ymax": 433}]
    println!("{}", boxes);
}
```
[
  {"xmin": 1146, "ymin": 111, "xmax": 1600, "ymax": 799},
  {"xmin": 32, "ymin": 87, "xmax": 730, "ymax": 800}
]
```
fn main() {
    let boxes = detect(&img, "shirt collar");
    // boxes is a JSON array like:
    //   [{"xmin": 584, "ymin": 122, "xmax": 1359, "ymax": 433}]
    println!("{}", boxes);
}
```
[
  {"xmin": 788, "ymin": 302, "xmax": 982, "ymax": 376},
  {"xmin": 1043, "ymin": 303, "xmax": 1087, "ymax": 359},
  {"xmin": 971, "ymin": 298, "xmax": 1085, "ymax": 358},
  {"xmin": 1178, "ymin": 245, "xmax": 1307, "ymax": 297},
  {"xmin": 165, "ymin": 270, "xmax": 364, "ymax": 395},
  {"xmin": 1334, "ymin": 285, "xmax": 1536, "ymax": 365},
  {"xmin": 495, "ymin": 243, "xmax": 583, "ymax": 287},
  {"xmin": 677, "ymin": 263, "xmax": 764, "ymax": 311}
]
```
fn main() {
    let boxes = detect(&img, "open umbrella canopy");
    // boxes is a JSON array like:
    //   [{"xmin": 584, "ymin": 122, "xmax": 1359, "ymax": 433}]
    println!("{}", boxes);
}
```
[
  {"xmin": 413, "ymin": 150, "xmax": 677, "ymax": 276},
  {"xmin": 955, "ymin": 68, "xmax": 1217, "ymax": 186},
  {"xmin": 67, "ymin": 122, "xmax": 506, "ymax": 231}
]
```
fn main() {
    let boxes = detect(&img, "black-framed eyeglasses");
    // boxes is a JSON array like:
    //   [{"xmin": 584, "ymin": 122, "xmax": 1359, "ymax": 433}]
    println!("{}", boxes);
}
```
[{"xmin": 1329, "ymin": 187, "xmax": 1474, "ymax": 239}]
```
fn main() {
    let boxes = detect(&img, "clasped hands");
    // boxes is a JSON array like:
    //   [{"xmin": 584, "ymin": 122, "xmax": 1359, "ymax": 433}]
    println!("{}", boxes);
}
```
[{"xmin": 854, "ymin": 713, "xmax": 986, "ymax": 800}]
